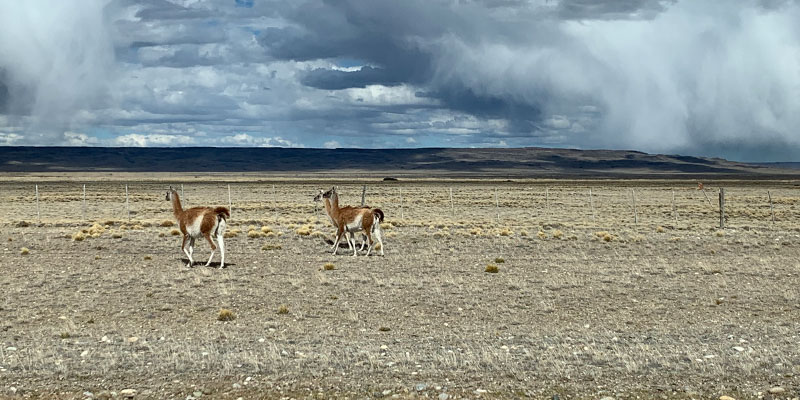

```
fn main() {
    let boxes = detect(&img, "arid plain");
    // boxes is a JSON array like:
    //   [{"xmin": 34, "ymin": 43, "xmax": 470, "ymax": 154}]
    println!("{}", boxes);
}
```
[{"xmin": 1, "ymin": 175, "xmax": 799, "ymax": 399}]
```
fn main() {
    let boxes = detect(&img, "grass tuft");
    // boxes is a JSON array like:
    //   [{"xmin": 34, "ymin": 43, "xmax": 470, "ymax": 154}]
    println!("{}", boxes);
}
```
[
  {"xmin": 323, "ymin": 263, "xmax": 335, "ymax": 270},
  {"xmin": 277, "ymin": 305, "xmax": 289, "ymax": 315},
  {"xmin": 552, "ymin": 229, "xmax": 563, "ymax": 239},
  {"xmin": 656, "ymin": 226, "xmax": 665, "ymax": 233},
  {"xmin": 160, "ymin": 220, "xmax": 174, "ymax": 227},
  {"xmin": 262, "ymin": 244, "xmax": 282, "ymax": 251},
  {"xmin": 537, "ymin": 231, "xmax": 547, "ymax": 240},
  {"xmin": 485, "ymin": 264, "xmax": 499, "ymax": 273},
  {"xmin": 72, "ymin": 231, "xmax": 86, "ymax": 241},
  {"xmin": 217, "ymin": 309, "xmax": 236, "ymax": 321},
  {"xmin": 494, "ymin": 257, "xmax": 505, "ymax": 263},
  {"xmin": 20, "ymin": 247, "xmax": 30, "ymax": 255},
  {"xmin": 170, "ymin": 229, "xmax": 181, "ymax": 236}
]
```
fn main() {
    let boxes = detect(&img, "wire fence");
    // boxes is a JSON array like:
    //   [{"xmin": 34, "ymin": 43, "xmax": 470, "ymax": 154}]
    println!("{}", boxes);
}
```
[{"xmin": 1, "ymin": 181, "xmax": 798, "ymax": 231}]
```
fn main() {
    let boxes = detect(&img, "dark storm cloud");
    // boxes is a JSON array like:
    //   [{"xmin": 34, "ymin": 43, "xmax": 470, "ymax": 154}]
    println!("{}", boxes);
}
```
[
  {"xmin": 2, "ymin": 0, "xmax": 800, "ymax": 159},
  {"xmin": 557, "ymin": 0, "xmax": 676, "ymax": 19}
]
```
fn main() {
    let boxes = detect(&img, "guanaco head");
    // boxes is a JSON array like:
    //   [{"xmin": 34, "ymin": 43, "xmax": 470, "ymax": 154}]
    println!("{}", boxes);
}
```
[
  {"xmin": 165, "ymin": 186, "xmax": 177, "ymax": 201},
  {"xmin": 319, "ymin": 186, "xmax": 336, "ymax": 199}
]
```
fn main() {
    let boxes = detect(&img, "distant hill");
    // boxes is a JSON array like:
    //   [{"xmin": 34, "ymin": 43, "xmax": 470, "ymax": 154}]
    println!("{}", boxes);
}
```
[{"xmin": 0, "ymin": 146, "xmax": 797, "ymax": 178}]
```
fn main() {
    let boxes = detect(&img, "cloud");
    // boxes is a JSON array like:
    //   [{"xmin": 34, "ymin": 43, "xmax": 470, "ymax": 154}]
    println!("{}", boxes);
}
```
[
  {"xmin": 113, "ymin": 133, "xmax": 195, "ymax": 147},
  {"xmin": 1, "ymin": 0, "xmax": 800, "ymax": 161}
]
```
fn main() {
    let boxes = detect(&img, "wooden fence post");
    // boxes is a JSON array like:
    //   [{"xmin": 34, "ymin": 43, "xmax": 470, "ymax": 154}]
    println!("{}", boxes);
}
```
[
  {"xmin": 35, "ymin": 184, "xmax": 40, "ymax": 224},
  {"xmin": 588, "ymin": 188, "xmax": 596, "ymax": 222},
  {"xmin": 400, "ymin": 187, "xmax": 404, "ymax": 220},
  {"xmin": 361, "ymin": 185, "xmax": 367, "ymax": 207},
  {"xmin": 768, "ymin": 190, "xmax": 775, "ymax": 224},
  {"xmin": 273, "ymin": 184, "xmax": 278, "ymax": 222},
  {"xmin": 719, "ymin": 188, "xmax": 725, "ymax": 229},
  {"xmin": 545, "ymin": 187, "xmax": 549, "ymax": 216},
  {"xmin": 449, "ymin": 187, "xmax": 454, "ymax": 216},
  {"xmin": 495, "ymin": 187, "xmax": 500, "ymax": 223},
  {"xmin": 228, "ymin": 184, "xmax": 232, "ymax": 216},
  {"xmin": 631, "ymin": 188, "xmax": 638, "ymax": 224}
]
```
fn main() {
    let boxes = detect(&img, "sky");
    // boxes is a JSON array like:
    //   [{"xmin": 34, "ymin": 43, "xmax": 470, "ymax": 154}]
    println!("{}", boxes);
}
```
[{"xmin": 1, "ymin": 0, "xmax": 800, "ymax": 161}]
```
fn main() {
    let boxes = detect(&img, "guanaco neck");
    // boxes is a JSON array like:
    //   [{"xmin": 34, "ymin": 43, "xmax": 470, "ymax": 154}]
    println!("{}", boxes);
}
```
[
  {"xmin": 328, "ymin": 192, "xmax": 342, "ymax": 221},
  {"xmin": 170, "ymin": 190, "xmax": 184, "ymax": 219}
]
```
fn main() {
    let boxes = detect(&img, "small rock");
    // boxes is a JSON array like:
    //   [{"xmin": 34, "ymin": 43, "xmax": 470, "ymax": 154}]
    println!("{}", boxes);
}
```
[
  {"xmin": 732, "ymin": 346, "xmax": 745, "ymax": 352},
  {"xmin": 600, "ymin": 397, "xmax": 615, "ymax": 400},
  {"xmin": 245, "ymin": 377, "xmax": 252, "ymax": 382},
  {"xmin": 438, "ymin": 394, "xmax": 449, "ymax": 400},
  {"xmin": 720, "ymin": 396, "xmax": 736, "ymax": 400},
  {"xmin": 380, "ymin": 345, "xmax": 388, "ymax": 350},
  {"xmin": 415, "ymin": 384, "xmax": 427, "ymax": 392},
  {"xmin": 127, "ymin": 337, "xmax": 138, "ymax": 343},
  {"xmin": 474, "ymin": 389, "xmax": 487, "ymax": 395},
  {"xmin": 96, "ymin": 391, "xmax": 112, "ymax": 400},
  {"xmin": 120, "ymin": 389, "xmax": 136, "ymax": 398},
  {"xmin": 5, "ymin": 347, "xmax": 16, "ymax": 351},
  {"xmin": 185, "ymin": 396, "xmax": 195, "ymax": 400},
  {"xmin": 8, "ymin": 387, "xmax": 16, "ymax": 394},
  {"xmin": 232, "ymin": 383, "xmax": 241, "ymax": 389},
  {"xmin": 258, "ymin": 338, "xmax": 265, "ymax": 343},
  {"xmin": 193, "ymin": 391, "xmax": 203, "ymax": 397},
  {"xmin": 382, "ymin": 389, "xmax": 392, "ymax": 396},
  {"xmin": 769, "ymin": 387, "xmax": 785, "ymax": 394},
  {"xmin": 83, "ymin": 391, "xmax": 94, "ymax": 398}
]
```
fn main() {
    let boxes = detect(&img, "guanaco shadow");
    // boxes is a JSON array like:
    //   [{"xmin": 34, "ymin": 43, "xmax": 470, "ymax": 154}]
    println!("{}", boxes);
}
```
[{"xmin": 181, "ymin": 259, "xmax": 235, "ymax": 269}]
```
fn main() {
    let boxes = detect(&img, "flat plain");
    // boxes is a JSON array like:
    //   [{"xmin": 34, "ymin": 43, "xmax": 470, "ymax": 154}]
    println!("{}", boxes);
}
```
[{"xmin": 1, "ymin": 174, "xmax": 799, "ymax": 399}]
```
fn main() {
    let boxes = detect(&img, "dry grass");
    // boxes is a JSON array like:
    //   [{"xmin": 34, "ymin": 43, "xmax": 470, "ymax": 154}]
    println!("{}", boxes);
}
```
[
  {"xmin": 277, "ymin": 305, "xmax": 289, "ymax": 315},
  {"xmin": 323, "ymin": 263, "xmax": 335, "ymax": 270},
  {"xmin": 19, "ymin": 247, "xmax": 29, "ymax": 255},
  {"xmin": 170, "ymin": 228, "xmax": 181, "ymax": 236},
  {"xmin": 217, "ymin": 309, "xmax": 236, "ymax": 321},
  {"xmin": 485, "ymin": 264, "xmax": 499, "ymax": 273},
  {"xmin": 160, "ymin": 220, "xmax": 174, "ymax": 227}
]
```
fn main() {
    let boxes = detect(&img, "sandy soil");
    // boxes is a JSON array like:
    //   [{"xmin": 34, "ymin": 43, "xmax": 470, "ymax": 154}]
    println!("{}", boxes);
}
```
[{"xmin": 0, "ymin": 177, "xmax": 799, "ymax": 399}]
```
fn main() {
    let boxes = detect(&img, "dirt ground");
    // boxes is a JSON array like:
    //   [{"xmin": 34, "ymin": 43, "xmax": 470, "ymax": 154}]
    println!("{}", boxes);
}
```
[{"xmin": 1, "ymin": 175, "xmax": 799, "ymax": 399}]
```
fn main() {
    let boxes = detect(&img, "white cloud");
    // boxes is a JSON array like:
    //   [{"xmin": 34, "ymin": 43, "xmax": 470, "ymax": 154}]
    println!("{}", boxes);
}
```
[
  {"xmin": 220, "ymin": 133, "xmax": 303, "ymax": 148},
  {"xmin": 323, "ymin": 140, "xmax": 341, "ymax": 149},
  {"xmin": 113, "ymin": 134, "xmax": 195, "ymax": 147}
]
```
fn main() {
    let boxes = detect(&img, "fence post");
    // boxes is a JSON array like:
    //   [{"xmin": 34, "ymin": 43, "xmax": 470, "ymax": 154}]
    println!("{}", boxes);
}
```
[
  {"xmin": 82, "ymin": 184, "xmax": 86, "ymax": 222},
  {"xmin": 494, "ymin": 187, "xmax": 500, "ymax": 223},
  {"xmin": 400, "ymin": 187, "xmax": 404, "ymax": 220},
  {"xmin": 361, "ymin": 185, "xmax": 367, "ymax": 207},
  {"xmin": 35, "ymin": 184, "xmax": 40, "ymax": 224},
  {"xmin": 228, "ymin": 184, "xmax": 232, "ymax": 216},
  {"xmin": 719, "ymin": 188, "xmax": 725, "ymax": 229},
  {"xmin": 768, "ymin": 190, "xmax": 775, "ymax": 224},
  {"xmin": 588, "ymin": 188, "xmax": 596, "ymax": 222},
  {"xmin": 631, "ymin": 188, "xmax": 638, "ymax": 224},
  {"xmin": 449, "ymin": 187, "xmax": 454, "ymax": 216},
  {"xmin": 273, "ymin": 184, "xmax": 278, "ymax": 222},
  {"xmin": 125, "ymin": 184, "xmax": 130, "ymax": 222},
  {"xmin": 702, "ymin": 188, "xmax": 713, "ymax": 207}
]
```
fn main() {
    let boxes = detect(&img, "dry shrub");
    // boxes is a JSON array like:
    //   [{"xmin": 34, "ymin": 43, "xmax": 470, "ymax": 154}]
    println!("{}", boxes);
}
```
[
  {"xmin": 88, "ymin": 223, "xmax": 106, "ymax": 236},
  {"xmin": 595, "ymin": 231, "xmax": 614, "ymax": 242},
  {"xmin": 158, "ymin": 232, "xmax": 166, "ymax": 237},
  {"xmin": 111, "ymin": 232, "xmax": 123, "ymax": 239},
  {"xmin": 323, "ymin": 263, "xmax": 335, "ymax": 270},
  {"xmin": 433, "ymin": 230, "xmax": 450, "ymax": 238},
  {"xmin": 715, "ymin": 230, "xmax": 725, "ymax": 237},
  {"xmin": 656, "ymin": 226, "xmax": 665, "ymax": 233},
  {"xmin": 499, "ymin": 228, "xmax": 513, "ymax": 237},
  {"xmin": 519, "ymin": 230, "xmax": 529, "ymax": 237},
  {"xmin": 224, "ymin": 229, "xmax": 241, "ymax": 238},
  {"xmin": 20, "ymin": 247, "xmax": 29, "ymax": 255},
  {"xmin": 494, "ymin": 257, "xmax": 505, "ymax": 263},
  {"xmin": 217, "ymin": 309, "xmax": 236, "ymax": 321},
  {"xmin": 552, "ymin": 229, "xmax": 563, "ymax": 239},
  {"xmin": 277, "ymin": 305, "xmax": 289, "ymax": 315},
  {"xmin": 170, "ymin": 229, "xmax": 181, "ymax": 236},
  {"xmin": 295, "ymin": 225, "xmax": 312, "ymax": 236},
  {"xmin": 469, "ymin": 227, "xmax": 483, "ymax": 236},
  {"xmin": 248, "ymin": 230, "xmax": 265, "ymax": 239},
  {"xmin": 485, "ymin": 264, "xmax": 499, "ymax": 273},
  {"xmin": 262, "ymin": 244, "xmax": 282, "ymax": 251},
  {"xmin": 381, "ymin": 222, "xmax": 394, "ymax": 230},
  {"xmin": 260, "ymin": 226, "xmax": 273, "ymax": 234},
  {"xmin": 144, "ymin": 255, "xmax": 152, "ymax": 260},
  {"xmin": 72, "ymin": 231, "xmax": 86, "ymax": 242},
  {"xmin": 160, "ymin": 220, "xmax": 174, "ymax": 227},
  {"xmin": 537, "ymin": 231, "xmax": 547, "ymax": 240},
  {"xmin": 310, "ymin": 231, "xmax": 325, "ymax": 238}
]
